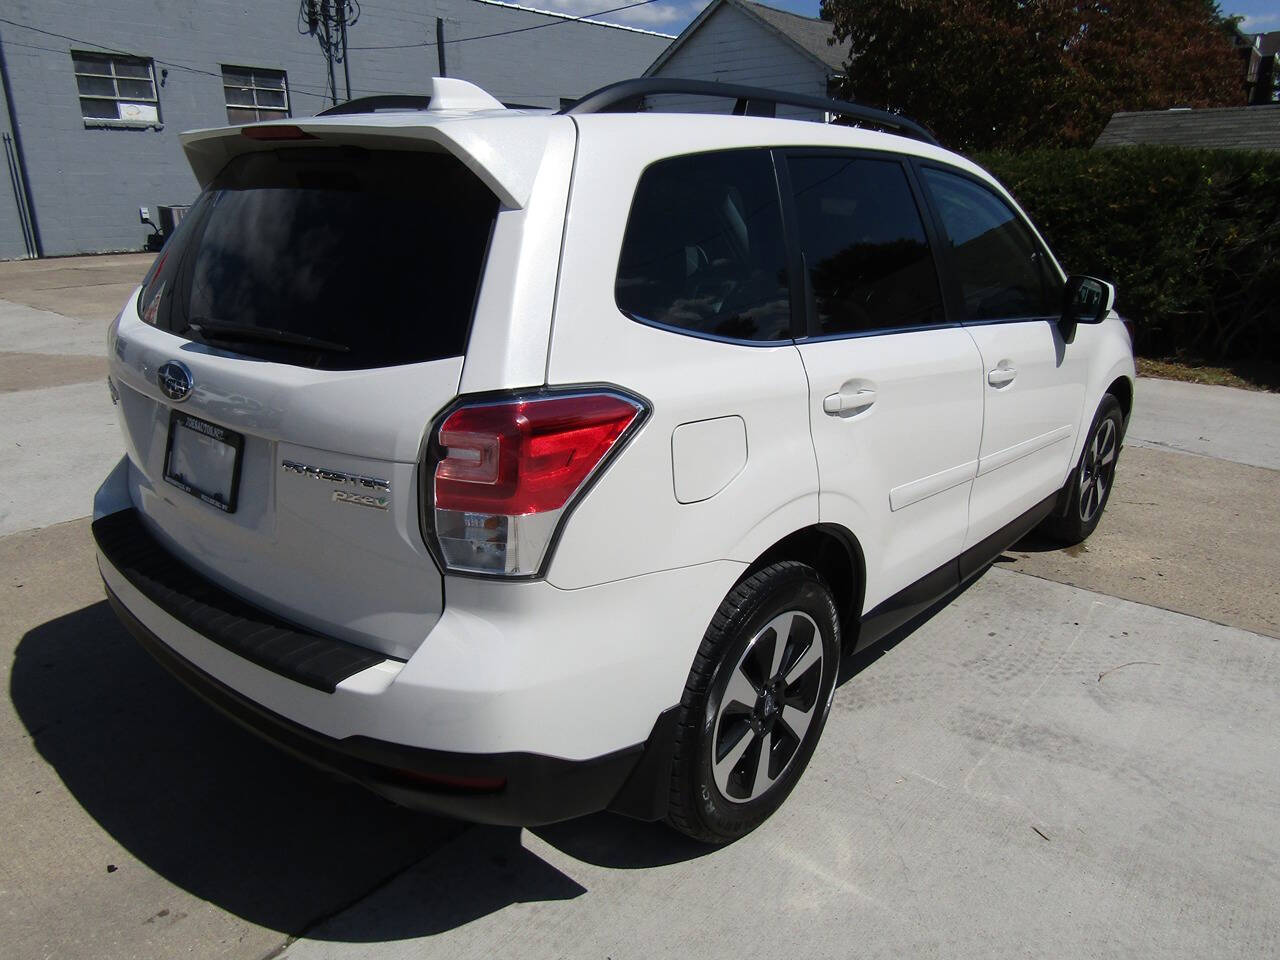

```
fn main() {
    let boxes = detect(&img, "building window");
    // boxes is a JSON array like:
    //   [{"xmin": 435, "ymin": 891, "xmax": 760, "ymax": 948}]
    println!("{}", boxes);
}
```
[
  {"xmin": 72, "ymin": 52, "xmax": 160, "ymax": 126},
  {"xmin": 222, "ymin": 66, "xmax": 290, "ymax": 124}
]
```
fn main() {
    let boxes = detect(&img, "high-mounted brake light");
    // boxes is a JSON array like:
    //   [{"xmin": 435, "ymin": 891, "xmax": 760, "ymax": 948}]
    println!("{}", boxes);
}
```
[
  {"xmin": 426, "ymin": 391, "xmax": 645, "ymax": 577},
  {"xmin": 240, "ymin": 125, "xmax": 317, "ymax": 141}
]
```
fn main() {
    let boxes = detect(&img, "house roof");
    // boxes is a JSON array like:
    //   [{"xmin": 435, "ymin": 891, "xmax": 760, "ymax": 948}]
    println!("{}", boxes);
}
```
[
  {"xmin": 471, "ymin": 0, "xmax": 676, "ymax": 38},
  {"xmin": 645, "ymin": 0, "xmax": 849, "ymax": 77},
  {"xmin": 741, "ymin": 1, "xmax": 849, "ymax": 72},
  {"xmin": 1253, "ymin": 30, "xmax": 1280, "ymax": 58},
  {"xmin": 1092, "ymin": 105, "xmax": 1280, "ymax": 152}
]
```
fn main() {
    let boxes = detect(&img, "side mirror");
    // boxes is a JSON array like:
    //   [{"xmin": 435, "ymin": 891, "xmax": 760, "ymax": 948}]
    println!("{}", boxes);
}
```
[{"xmin": 1059, "ymin": 275, "xmax": 1116, "ymax": 343}]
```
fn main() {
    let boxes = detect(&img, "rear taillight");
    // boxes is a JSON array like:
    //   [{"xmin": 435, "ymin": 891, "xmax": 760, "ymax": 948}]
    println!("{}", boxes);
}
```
[{"xmin": 425, "ymin": 390, "xmax": 645, "ymax": 577}]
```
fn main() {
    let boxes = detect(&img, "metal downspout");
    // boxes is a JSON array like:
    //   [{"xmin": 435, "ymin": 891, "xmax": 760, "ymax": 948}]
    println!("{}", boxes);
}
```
[{"xmin": 0, "ymin": 29, "xmax": 42, "ymax": 258}]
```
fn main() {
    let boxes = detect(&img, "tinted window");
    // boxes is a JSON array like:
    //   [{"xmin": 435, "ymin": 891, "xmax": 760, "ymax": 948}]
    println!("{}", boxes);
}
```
[
  {"xmin": 615, "ymin": 150, "xmax": 791, "ymax": 342},
  {"xmin": 921, "ymin": 168, "xmax": 1061, "ymax": 322},
  {"xmin": 139, "ymin": 148, "xmax": 498, "ymax": 370},
  {"xmin": 788, "ymin": 155, "xmax": 944, "ymax": 336}
]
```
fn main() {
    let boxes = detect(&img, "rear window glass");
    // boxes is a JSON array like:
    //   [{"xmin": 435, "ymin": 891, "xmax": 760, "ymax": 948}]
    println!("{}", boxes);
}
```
[
  {"xmin": 615, "ymin": 149, "xmax": 792, "ymax": 342},
  {"xmin": 138, "ymin": 147, "xmax": 498, "ymax": 370}
]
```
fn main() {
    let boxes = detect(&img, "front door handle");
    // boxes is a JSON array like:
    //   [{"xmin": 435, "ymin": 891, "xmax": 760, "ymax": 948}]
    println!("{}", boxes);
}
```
[
  {"xmin": 823, "ymin": 387, "xmax": 877, "ymax": 416},
  {"xmin": 987, "ymin": 365, "xmax": 1018, "ymax": 387}
]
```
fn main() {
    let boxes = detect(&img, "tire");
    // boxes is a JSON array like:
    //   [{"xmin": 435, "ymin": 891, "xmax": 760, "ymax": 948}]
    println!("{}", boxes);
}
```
[
  {"xmin": 666, "ymin": 561, "xmax": 840, "ymax": 844},
  {"xmin": 1038, "ymin": 393, "xmax": 1124, "ymax": 545}
]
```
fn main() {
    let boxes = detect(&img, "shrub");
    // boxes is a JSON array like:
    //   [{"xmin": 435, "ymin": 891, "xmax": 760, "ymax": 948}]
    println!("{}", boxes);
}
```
[{"xmin": 976, "ymin": 147, "xmax": 1280, "ymax": 364}]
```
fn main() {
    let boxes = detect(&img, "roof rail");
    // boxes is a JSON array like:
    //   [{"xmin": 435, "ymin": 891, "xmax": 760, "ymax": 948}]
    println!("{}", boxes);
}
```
[
  {"xmin": 317, "ymin": 95, "xmax": 433, "ymax": 116},
  {"xmin": 558, "ymin": 78, "xmax": 941, "ymax": 147}
]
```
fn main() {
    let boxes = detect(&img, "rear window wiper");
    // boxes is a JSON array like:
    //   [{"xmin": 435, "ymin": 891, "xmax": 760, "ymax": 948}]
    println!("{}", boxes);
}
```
[{"xmin": 187, "ymin": 319, "xmax": 351, "ymax": 354}]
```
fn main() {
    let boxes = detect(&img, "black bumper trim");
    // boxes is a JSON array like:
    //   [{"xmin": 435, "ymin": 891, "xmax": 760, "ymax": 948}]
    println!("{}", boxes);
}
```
[
  {"xmin": 104, "ymin": 584, "xmax": 653, "ymax": 826},
  {"xmin": 92, "ymin": 508, "xmax": 387, "ymax": 692}
]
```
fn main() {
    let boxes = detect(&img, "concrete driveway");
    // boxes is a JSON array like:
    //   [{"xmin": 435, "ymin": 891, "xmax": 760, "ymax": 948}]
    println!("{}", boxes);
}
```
[{"xmin": 2, "ymin": 257, "xmax": 1278, "ymax": 960}]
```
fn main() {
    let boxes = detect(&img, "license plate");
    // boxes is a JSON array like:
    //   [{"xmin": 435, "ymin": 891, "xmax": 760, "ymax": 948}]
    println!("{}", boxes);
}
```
[{"xmin": 163, "ymin": 411, "xmax": 244, "ymax": 513}]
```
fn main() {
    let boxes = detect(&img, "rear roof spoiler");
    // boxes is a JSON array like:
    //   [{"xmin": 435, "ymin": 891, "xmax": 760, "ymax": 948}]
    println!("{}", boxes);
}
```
[
  {"xmin": 180, "ymin": 114, "xmax": 554, "ymax": 210},
  {"xmin": 181, "ymin": 77, "xmax": 545, "ymax": 207}
]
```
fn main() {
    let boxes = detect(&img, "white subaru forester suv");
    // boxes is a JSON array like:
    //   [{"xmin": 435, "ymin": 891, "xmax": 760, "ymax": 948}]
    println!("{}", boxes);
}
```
[{"xmin": 94, "ymin": 78, "xmax": 1134, "ymax": 843}]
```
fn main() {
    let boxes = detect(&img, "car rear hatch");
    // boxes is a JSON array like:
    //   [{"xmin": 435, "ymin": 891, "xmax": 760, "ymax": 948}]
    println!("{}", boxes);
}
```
[{"xmin": 107, "ymin": 110, "xmax": 570, "ymax": 662}]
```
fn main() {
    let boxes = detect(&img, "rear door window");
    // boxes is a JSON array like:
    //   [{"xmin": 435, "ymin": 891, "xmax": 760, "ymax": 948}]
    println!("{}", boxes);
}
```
[
  {"xmin": 615, "ymin": 149, "xmax": 792, "ymax": 343},
  {"xmin": 786, "ymin": 154, "xmax": 945, "ymax": 337},
  {"xmin": 138, "ymin": 147, "xmax": 498, "ymax": 370},
  {"xmin": 920, "ymin": 167, "xmax": 1061, "ymax": 322}
]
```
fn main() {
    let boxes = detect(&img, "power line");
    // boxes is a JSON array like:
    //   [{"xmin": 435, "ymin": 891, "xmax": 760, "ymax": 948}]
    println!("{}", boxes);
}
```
[
  {"xmin": 0, "ymin": 12, "xmax": 652, "ymax": 103},
  {"xmin": 0, "ymin": 35, "xmax": 564, "ymax": 104},
  {"xmin": 10, "ymin": 42, "xmax": 339, "ymax": 102},
  {"xmin": 0, "ymin": 19, "xmax": 377, "ymax": 102},
  {"xmin": 1, "ymin": 17, "xmax": 242, "ymax": 84},
  {"xmin": 348, "ymin": 0, "xmax": 662, "ymax": 50},
  {"xmin": 0, "ymin": 1, "xmax": 665, "ymax": 63}
]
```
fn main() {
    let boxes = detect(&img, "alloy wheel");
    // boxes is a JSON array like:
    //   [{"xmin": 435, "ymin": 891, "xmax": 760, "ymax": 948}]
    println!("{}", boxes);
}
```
[
  {"xmin": 1078, "ymin": 417, "xmax": 1117, "ymax": 523},
  {"xmin": 711, "ymin": 610, "xmax": 826, "ymax": 803}
]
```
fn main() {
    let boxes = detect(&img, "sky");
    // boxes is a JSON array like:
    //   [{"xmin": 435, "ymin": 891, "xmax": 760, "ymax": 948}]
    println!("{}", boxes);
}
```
[
  {"xmin": 524, "ymin": 0, "xmax": 806, "ymax": 34},
  {"xmin": 544, "ymin": 0, "xmax": 1280, "ymax": 37}
]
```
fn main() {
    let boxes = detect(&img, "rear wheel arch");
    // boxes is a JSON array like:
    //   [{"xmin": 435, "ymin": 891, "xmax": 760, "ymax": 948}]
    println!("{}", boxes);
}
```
[{"xmin": 741, "ymin": 524, "xmax": 865, "ymax": 652}]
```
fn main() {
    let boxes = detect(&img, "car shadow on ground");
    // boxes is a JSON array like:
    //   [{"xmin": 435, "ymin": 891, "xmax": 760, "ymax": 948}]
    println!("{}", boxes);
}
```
[
  {"xmin": 836, "ymin": 573, "xmax": 982, "ymax": 688},
  {"xmin": 1006, "ymin": 530, "xmax": 1071, "ymax": 554},
  {"xmin": 12, "ymin": 576, "xmax": 990, "ymax": 941},
  {"xmin": 10, "ymin": 601, "xmax": 606, "ymax": 941}
]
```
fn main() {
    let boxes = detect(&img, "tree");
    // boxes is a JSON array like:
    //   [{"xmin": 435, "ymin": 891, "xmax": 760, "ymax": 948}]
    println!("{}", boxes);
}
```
[{"xmin": 820, "ymin": 0, "xmax": 1244, "ymax": 151}]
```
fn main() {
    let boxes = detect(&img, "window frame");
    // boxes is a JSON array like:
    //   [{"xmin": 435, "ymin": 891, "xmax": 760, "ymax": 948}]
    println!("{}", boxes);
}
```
[
  {"xmin": 72, "ymin": 51, "xmax": 161, "ymax": 128},
  {"xmin": 220, "ymin": 64, "xmax": 291, "ymax": 124},
  {"xmin": 912, "ymin": 159, "xmax": 1066, "ymax": 328},
  {"xmin": 777, "ymin": 147, "xmax": 958, "ymax": 343},
  {"xmin": 611, "ymin": 146, "xmax": 803, "ymax": 347}
]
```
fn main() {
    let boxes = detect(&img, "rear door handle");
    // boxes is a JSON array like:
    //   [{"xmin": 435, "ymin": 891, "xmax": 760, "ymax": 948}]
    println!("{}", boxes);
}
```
[
  {"xmin": 987, "ymin": 365, "xmax": 1018, "ymax": 387},
  {"xmin": 823, "ymin": 387, "xmax": 877, "ymax": 416}
]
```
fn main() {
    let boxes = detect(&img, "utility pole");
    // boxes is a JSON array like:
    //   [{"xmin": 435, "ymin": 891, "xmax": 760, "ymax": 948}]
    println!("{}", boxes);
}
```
[
  {"xmin": 338, "ymin": 2, "xmax": 352, "ymax": 102},
  {"xmin": 321, "ymin": 0, "xmax": 337, "ymax": 106},
  {"xmin": 302, "ymin": 0, "xmax": 359, "ymax": 104}
]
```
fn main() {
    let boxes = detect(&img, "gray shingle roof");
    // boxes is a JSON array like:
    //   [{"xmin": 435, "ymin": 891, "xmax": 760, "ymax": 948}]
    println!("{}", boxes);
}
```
[
  {"xmin": 740, "ymin": 1, "xmax": 849, "ymax": 73},
  {"xmin": 1093, "ymin": 105, "xmax": 1280, "ymax": 152}
]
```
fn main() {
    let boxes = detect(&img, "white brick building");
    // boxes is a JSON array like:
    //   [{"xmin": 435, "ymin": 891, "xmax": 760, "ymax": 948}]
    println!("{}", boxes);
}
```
[{"xmin": 0, "ymin": 0, "xmax": 671, "ymax": 258}]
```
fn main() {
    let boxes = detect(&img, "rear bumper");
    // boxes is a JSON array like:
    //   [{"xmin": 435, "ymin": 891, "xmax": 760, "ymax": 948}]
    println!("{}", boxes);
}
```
[
  {"xmin": 104, "ymin": 582, "xmax": 659, "ymax": 824},
  {"xmin": 93, "ymin": 507, "xmax": 386, "ymax": 694},
  {"xmin": 91, "ymin": 452, "xmax": 728, "ymax": 824},
  {"xmin": 91, "ymin": 440, "xmax": 743, "ymax": 823}
]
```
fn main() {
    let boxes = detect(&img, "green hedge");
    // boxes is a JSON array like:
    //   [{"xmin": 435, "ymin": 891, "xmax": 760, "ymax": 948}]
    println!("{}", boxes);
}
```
[{"xmin": 976, "ymin": 147, "xmax": 1280, "ymax": 364}]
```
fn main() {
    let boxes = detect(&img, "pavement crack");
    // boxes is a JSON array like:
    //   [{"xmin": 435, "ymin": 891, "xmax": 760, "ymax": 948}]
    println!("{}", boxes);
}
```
[
  {"xmin": 996, "ymin": 568, "xmax": 1280, "ymax": 641},
  {"xmin": 1097, "ymin": 660, "xmax": 1161, "ymax": 683},
  {"xmin": 252, "ymin": 823, "xmax": 477, "ymax": 960}
]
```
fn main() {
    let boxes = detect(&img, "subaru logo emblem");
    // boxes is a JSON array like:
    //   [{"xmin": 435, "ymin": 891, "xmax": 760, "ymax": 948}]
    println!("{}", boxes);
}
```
[{"xmin": 157, "ymin": 361, "xmax": 193, "ymax": 402}]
